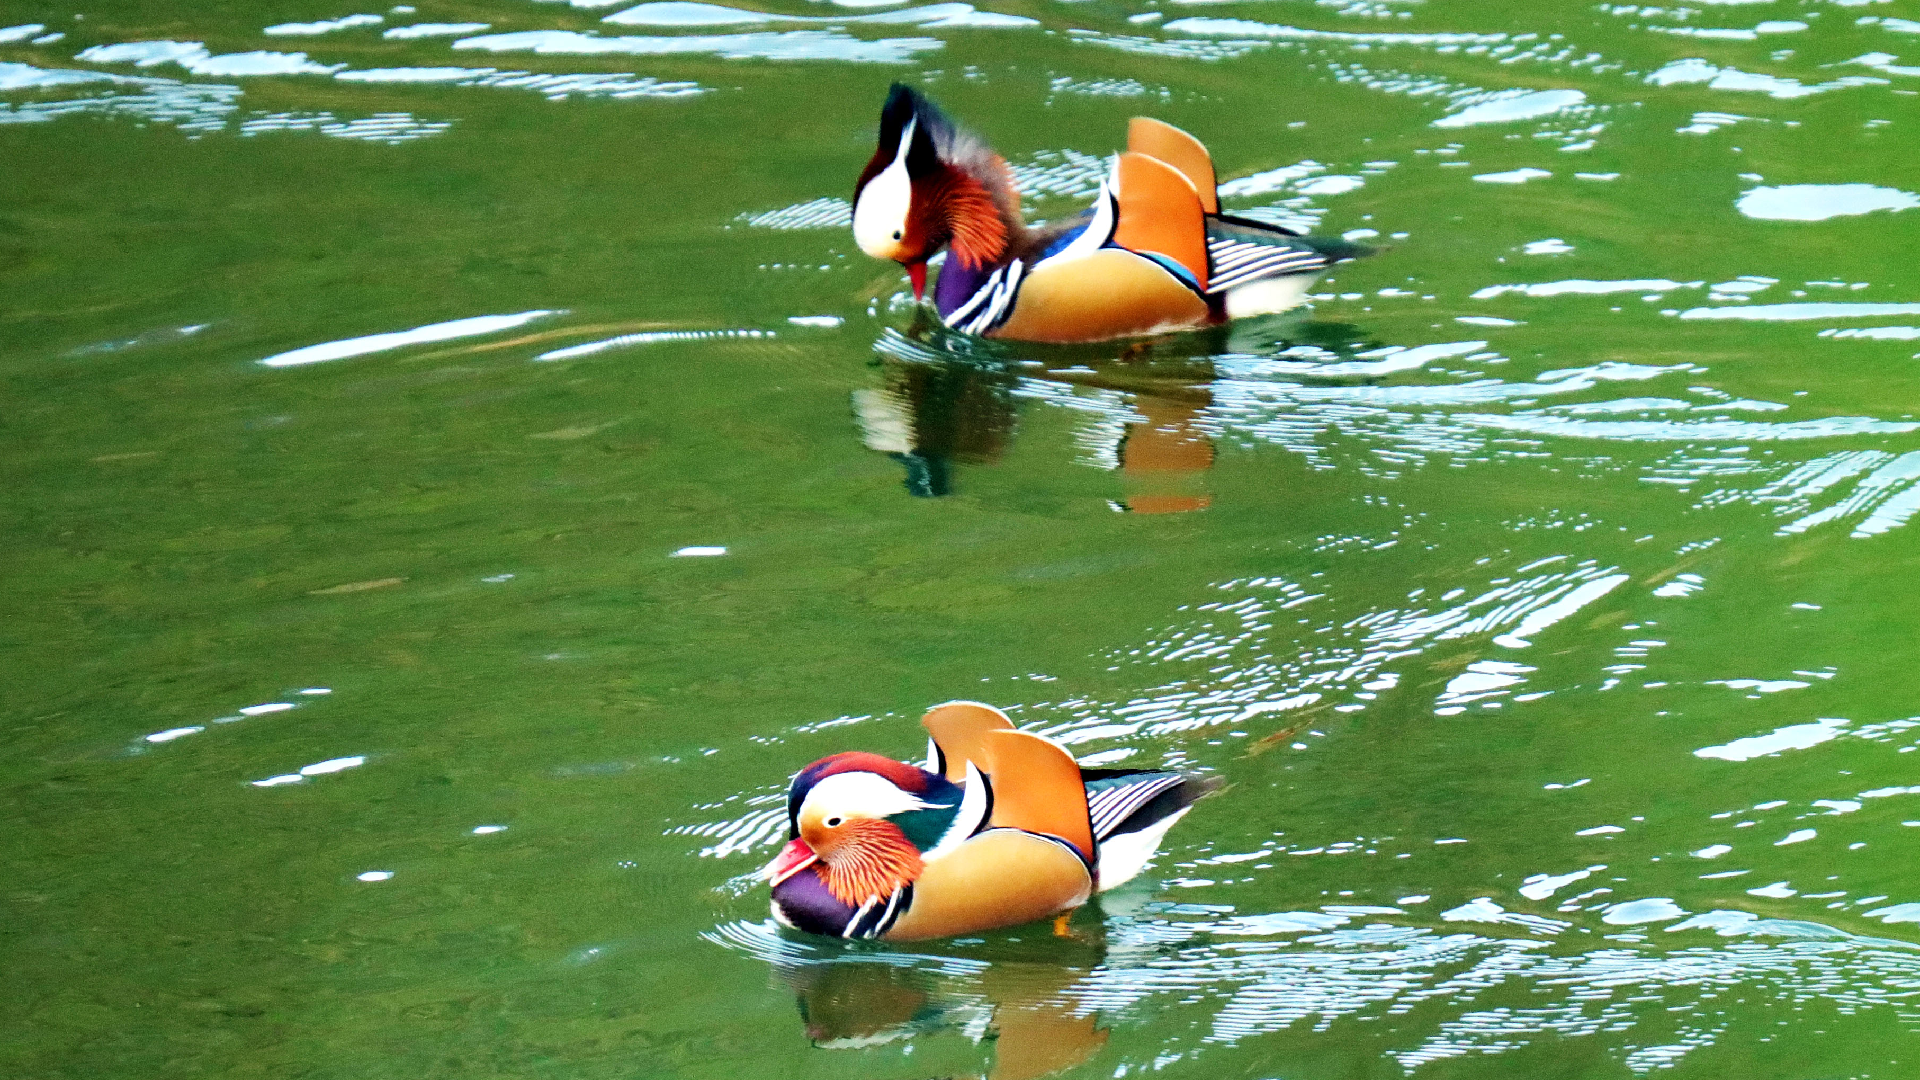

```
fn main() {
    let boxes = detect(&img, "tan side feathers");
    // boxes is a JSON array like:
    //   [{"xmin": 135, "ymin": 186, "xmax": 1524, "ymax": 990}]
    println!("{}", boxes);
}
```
[
  {"xmin": 922, "ymin": 700, "xmax": 1013, "ymax": 783},
  {"xmin": 1127, "ymin": 117, "xmax": 1218, "ymax": 214},
  {"xmin": 883, "ymin": 829, "xmax": 1092, "ymax": 940},
  {"xmin": 1111, "ymin": 152, "xmax": 1209, "ymax": 293},
  {"xmin": 981, "ymin": 730, "xmax": 1094, "ymax": 860}
]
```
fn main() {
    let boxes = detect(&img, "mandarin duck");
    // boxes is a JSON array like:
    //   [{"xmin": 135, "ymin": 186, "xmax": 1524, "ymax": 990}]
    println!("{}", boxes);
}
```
[
  {"xmin": 851, "ymin": 84, "xmax": 1371, "ymax": 343},
  {"xmin": 766, "ymin": 702, "xmax": 1218, "ymax": 941}
]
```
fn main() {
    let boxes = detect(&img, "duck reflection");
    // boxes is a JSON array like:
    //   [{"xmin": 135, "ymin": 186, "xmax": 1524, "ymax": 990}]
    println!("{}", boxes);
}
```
[
  {"xmin": 854, "ymin": 317, "xmax": 1369, "ymax": 512},
  {"xmin": 775, "ymin": 934, "xmax": 1108, "ymax": 1079}
]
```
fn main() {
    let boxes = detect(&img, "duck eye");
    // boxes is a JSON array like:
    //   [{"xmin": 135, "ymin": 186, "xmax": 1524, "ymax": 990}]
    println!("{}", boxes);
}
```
[
  {"xmin": 891, "ymin": 230, "xmax": 902, "ymax": 241},
  {"xmin": 825, "ymin": 816, "xmax": 844, "ymax": 828}
]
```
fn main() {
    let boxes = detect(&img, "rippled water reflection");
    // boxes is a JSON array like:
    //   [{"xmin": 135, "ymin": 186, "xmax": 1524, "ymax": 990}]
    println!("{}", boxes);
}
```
[{"xmin": 6, "ymin": 0, "xmax": 1920, "ymax": 1075}]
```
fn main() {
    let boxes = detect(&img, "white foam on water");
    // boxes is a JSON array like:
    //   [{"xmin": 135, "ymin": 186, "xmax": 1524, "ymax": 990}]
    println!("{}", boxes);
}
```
[
  {"xmin": 1439, "ymin": 659, "xmax": 1535, "ymax": 703},
  {"xmin": 1646, "ymin": 57, "xmax": 1886, "ymax": 98},
  {"xmin": 339, "ymin": 66, "xmax": 492, "ymax": 82},
  {"xmin": 1602, "ymin": 898, "xmax": 1688, "ymax": 924},
  {"xmin": 1678, "ymin": 302, "xmax": 1920, "ymax": 321},
  {"xmin": 1493, "ymin": 574, "xmax": 1629, "ymax": 647},
  {"xmin": 605, "ymin": 1, "xmax": 1035, "ymax": 26},
  {"xmin": 1706, "ymin": 678, "xmax": 1809, "ymax": 692},
  {"xmin": 1650, "ymin": 20, "xmax": 1805, "ymax": 40},
  {"xmin": 1473, "ymin": 167, "xmax": 1551, "ymax": 184},
  {"xmin": 264, "ymin": 14, "xmax": 384, "ymax": 35},
  {"xmin": 258, "ymin": 310, "xmax": 557, "ymax": 367},
  {"xmin": 1821, "ymin": 326, "xmax": 1920, "ymax": 339},
  {"xmin": 79, "ymin": 42, "xmax": 345, "ymax": 77},
  {"xmin": 453, "ymin": 28, "xmax": 946, "ymax": 63},
  {"xmin": 1216, "ymin": 161, "xmax": 1326, "ymax": 199},
  {"xmin": 337, "ymin": 67, "xmax": 701, "ymax": 97},
  {"xmin": 1473, "ymin": 279, "xmax": 1701, "ymax": 300},
  {"xmin": 1163, "ymin": 17, "xmax": 1507, "ymax": 47},
  {"xmin": 1435, "ymin": 88, "xmax": 1586, "ymax": 128},
  {"xmin": 0, "ymin": 60, "xmax": 122, "ymax": 90},
  {"xmin": 382, "ymin": 22, "xmax": 492, "ymax": 38},
  {"xmin": 1695, "ymin": 718, "xmax": 1849, "ymax": 761},
  {"xmin": 536, "ymin": 327, "xmax": 769, "ymax": 360},
  {"xmin": 1519, "ymin": 865, "xmax": 1604, "ymax": 900},
  {"xmin": 1738, "ymin": 183, "xmax": 1920, "ymax": 221},
  {"xmin": 1295, "ymin": 175, "xmax": 1364, "ymax": 196}
]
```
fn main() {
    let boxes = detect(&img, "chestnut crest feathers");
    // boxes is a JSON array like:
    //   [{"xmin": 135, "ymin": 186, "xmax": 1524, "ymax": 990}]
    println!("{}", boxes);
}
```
[{"xmin": 852, "ymin": 83, "xmax": 1020, "ymax": 271}]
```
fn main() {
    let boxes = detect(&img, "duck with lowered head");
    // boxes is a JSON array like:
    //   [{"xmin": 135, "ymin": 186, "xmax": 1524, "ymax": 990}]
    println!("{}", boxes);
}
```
[{"xmin": 850, "ymin": 83, "xmax": 1371, "ymax": 343}]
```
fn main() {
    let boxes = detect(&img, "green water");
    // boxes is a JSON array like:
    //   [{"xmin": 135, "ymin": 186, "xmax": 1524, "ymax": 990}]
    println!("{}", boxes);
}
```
[{"xmin": 6, "ymin": 0, "xmax": 1920, "ymax": 1076}]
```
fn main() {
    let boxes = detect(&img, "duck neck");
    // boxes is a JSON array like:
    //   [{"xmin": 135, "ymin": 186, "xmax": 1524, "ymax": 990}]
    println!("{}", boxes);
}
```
[{"xmin": 927, "ymin": 156, "xmax": 1026, "ymax": 317}]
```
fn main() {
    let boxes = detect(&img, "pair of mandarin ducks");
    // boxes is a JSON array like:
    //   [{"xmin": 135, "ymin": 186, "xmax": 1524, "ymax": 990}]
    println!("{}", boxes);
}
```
[
  {"xmin": 850, "ymin": 83, "xmax": 1370, "ymax": 343},
  {"xmin": 766, "ymin": 702, "xmax": 1217, "ymax": 941},
  {"xmin": 759, "ymin": 89, "xmax": 1354, "ymax": 941}
]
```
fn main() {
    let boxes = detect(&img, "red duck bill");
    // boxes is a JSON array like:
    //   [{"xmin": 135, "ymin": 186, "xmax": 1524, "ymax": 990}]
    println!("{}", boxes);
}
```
[{"xmin": 765, "ymin": 838, "xmax": 818, "ymax": 886}]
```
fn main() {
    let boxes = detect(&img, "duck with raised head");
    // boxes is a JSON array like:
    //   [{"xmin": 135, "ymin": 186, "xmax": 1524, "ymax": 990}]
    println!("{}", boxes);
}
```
[
  {"xmin": 851, "ymin": 84, "xmax": 1371, "ymax": 344},
  {"xmin": 765, "ymin": 702, "xmax": 1218, "ymax": 941}
]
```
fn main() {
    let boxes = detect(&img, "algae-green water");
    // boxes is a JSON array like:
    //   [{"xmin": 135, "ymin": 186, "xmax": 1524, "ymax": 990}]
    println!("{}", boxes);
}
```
[{"xmin": 5, "ymin": 0, "xmax": 1920, "ymax": 1076}]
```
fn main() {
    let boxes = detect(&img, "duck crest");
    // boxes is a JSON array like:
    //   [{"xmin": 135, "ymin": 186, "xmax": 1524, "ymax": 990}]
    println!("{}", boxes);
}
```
[
  {"xmin": 855, "ymin": 83, "xmax": 1023, "ymax": 273},
  {"xmin": 786, "ymin": 750, "xmax": 949, "ymax": 837}
]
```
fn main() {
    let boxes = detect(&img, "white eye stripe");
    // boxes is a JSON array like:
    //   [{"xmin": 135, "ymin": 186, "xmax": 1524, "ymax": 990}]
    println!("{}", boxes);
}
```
[
  {"xmin": 802, "ymin": 770, "xmax": 935, "ymax": 823},
  {"xmin": 853, "ymin": 117, "xmax": 918, "ymax": 259},
  {"xmin": 890, "ymin": 117, "xmax": 917, "ymax": 171}
]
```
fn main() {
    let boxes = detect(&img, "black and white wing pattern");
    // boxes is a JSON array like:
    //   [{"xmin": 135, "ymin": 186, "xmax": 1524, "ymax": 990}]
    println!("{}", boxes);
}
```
[
  {"xmin": 1081, "ymin": 767, "xmax": 1222, "ymax": 892},
  {"xmin": 1203, "ymin": 215, "xmax": 1372, "ymax": 295},
  {"xmin": 945, "ymin": 258, "xmax": 1027, "ymax": 336},
  {"xmin": 1206, "ymin": 239, "xmax": 1330, "ymax": 293},
  {"xmin": 1085, "ymin": 771, "xmax": 1189, "ymax": 840}
]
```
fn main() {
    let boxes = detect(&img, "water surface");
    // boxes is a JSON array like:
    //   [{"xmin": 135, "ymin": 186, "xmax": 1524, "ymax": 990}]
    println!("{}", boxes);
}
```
[{"xmin": 5, "ymin": 0, "xmax": 1920, "ymax": 1076}]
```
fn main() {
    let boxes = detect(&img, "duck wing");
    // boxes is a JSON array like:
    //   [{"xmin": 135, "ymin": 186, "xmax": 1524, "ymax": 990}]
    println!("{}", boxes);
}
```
[
  {"xmin": 1081, "ymin": 767, "xmax": 1223, "ymax": 892},
  {"xmin": 1127, "ymin": 117, "xmax": 1218, "ymax": 214},
  {"xmin": 1111, "ymin": 151, "xmax": 1210, "ymax": 293},
  {"xmin": 1205, "ymin": 215, "xmax": 1371, "ymax": 296},
  {"xmin": 990, "ymin": 153, "xmax": 1212, "ymax": 341},
  {"xmin": 885, "ymin": 731, "xmax": 1095, "ymax": 940},
  {"xmin": 921, "ymin": 700, "xmax": 1014, "ymax": 783}
]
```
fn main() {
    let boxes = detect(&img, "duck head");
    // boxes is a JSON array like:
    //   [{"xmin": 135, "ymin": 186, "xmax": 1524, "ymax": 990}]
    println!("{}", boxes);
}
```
[
  {"xmin": 852, "ymin": 84, "xmax": 1021, "ymax": 301},
  {"xmin": 766, "ymin": 751, "xmax": 962, "ymax": 916}
]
